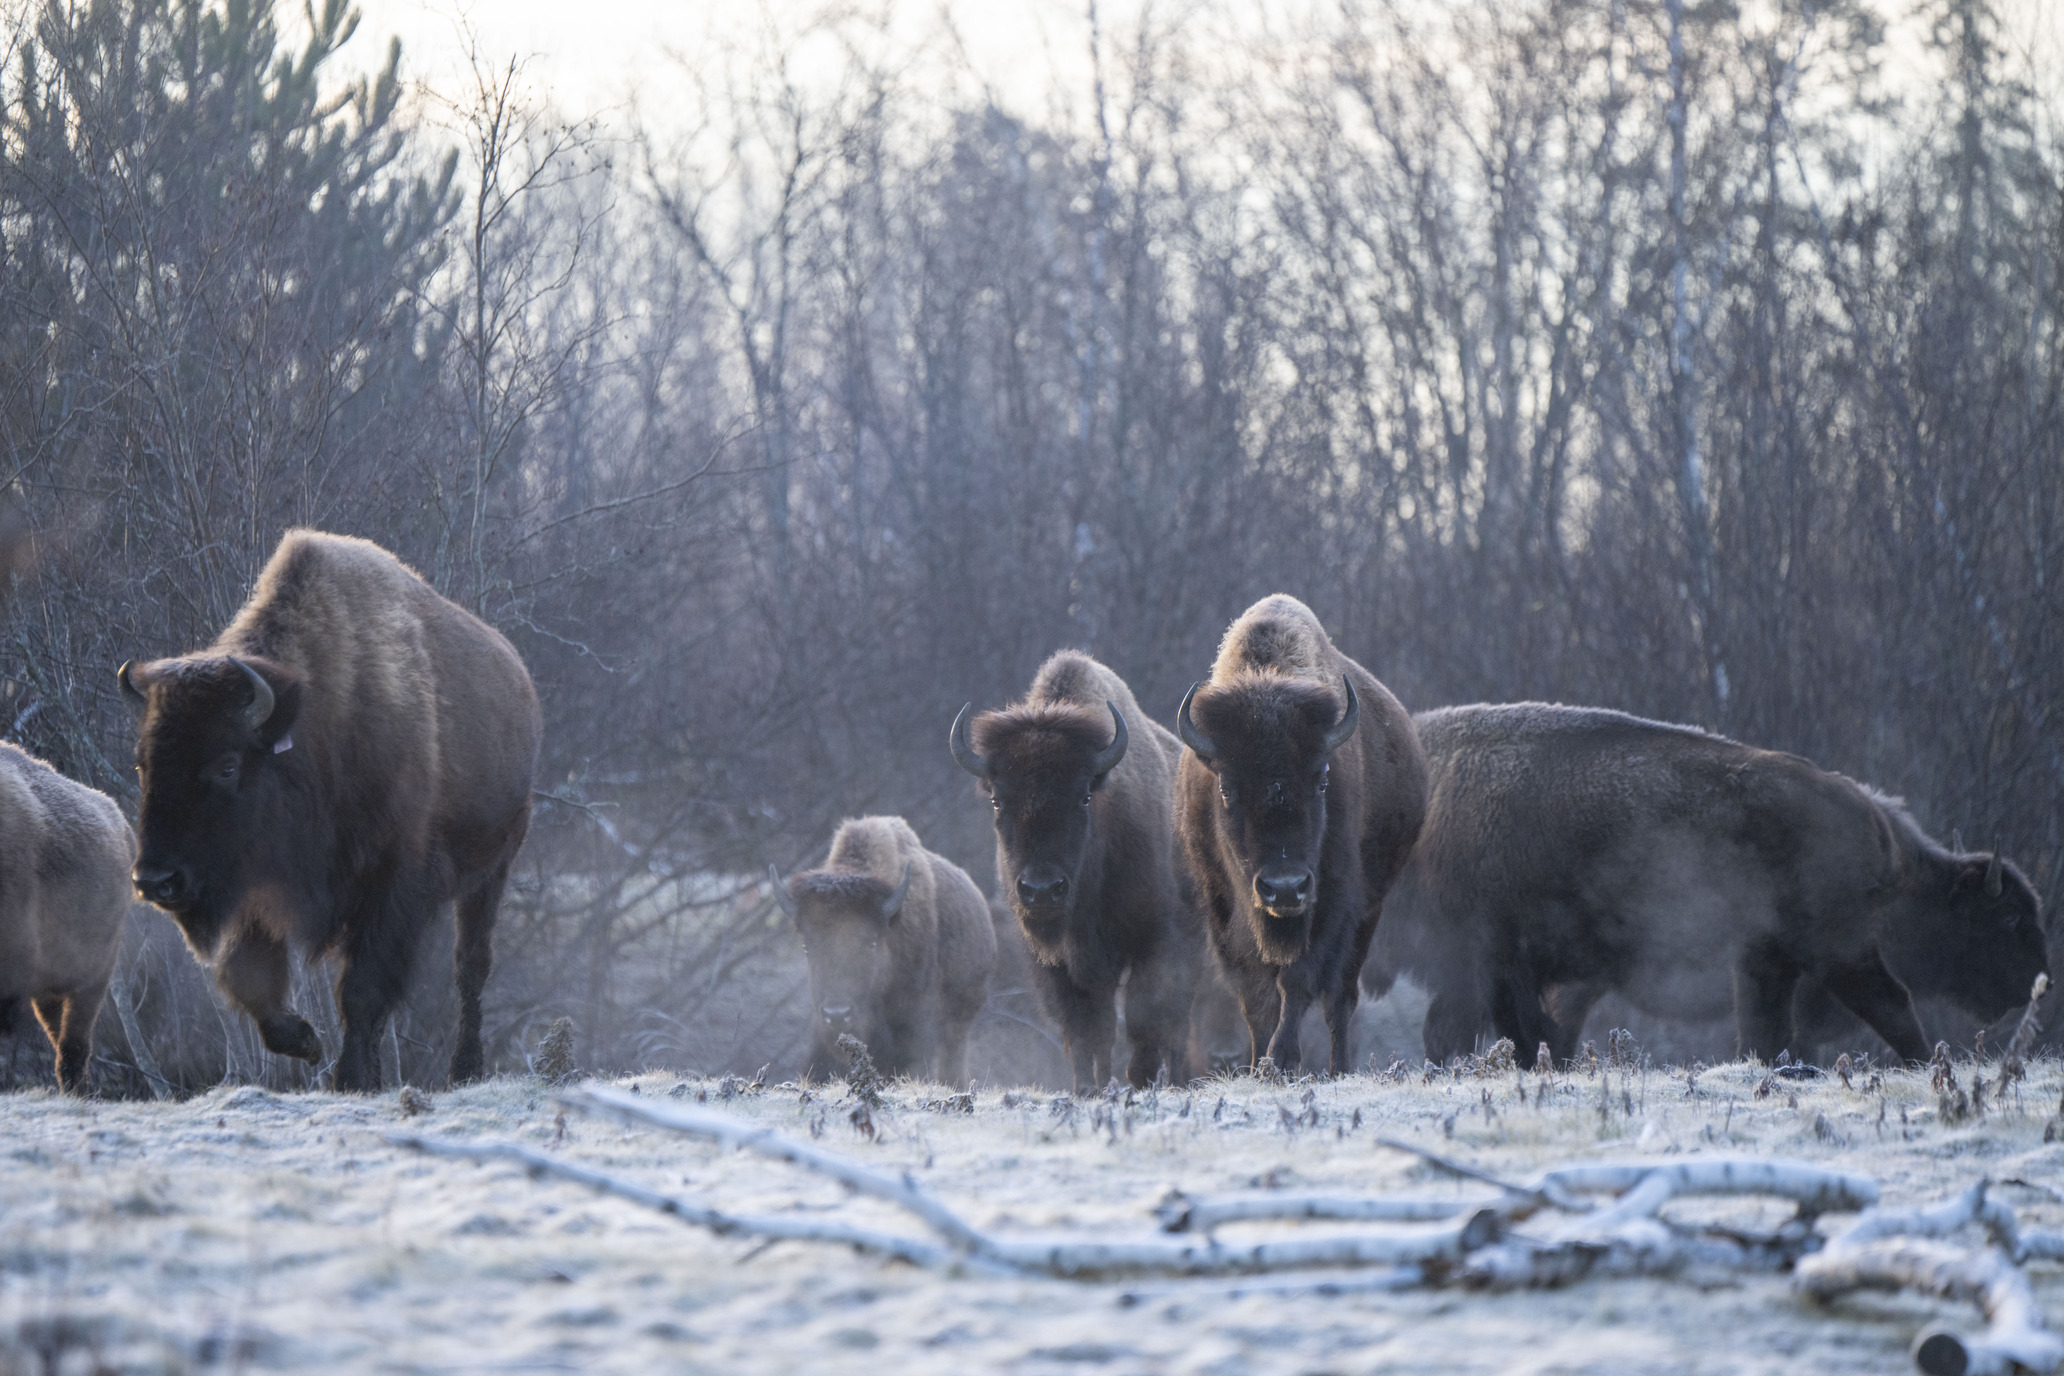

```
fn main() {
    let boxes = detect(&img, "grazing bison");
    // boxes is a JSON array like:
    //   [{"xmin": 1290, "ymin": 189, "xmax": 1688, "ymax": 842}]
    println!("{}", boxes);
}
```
[
  {"xmin": 774, "ymin": 816, "xmax": 996, "ymax": 1086},
  {"xmin": 1364, "ymin": 703, "xmax": 2048, "ymax": 1066},
  {"xmin": 120, "ymin": 530, "xmax": 541, "ymax": 1091},
  {"xmin": 1175, "ymin": 596, "xmax": 1427, "ymax": 1074},
  {"xmin": 952, "ymin": 650, "xmax": 1202, "ymax": 1090},
  {"xmin": 0, "ymin": 744, "xmax": 134, "ymax": 1092}
]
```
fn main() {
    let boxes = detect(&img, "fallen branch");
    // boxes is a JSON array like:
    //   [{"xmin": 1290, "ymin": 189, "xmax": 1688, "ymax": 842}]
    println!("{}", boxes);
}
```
[
  {"xmin": 1798, "ymin": 1239, "xmax": 2063, "ymax": 1376},
  {"xmin": 1157, "ymin": 1190, "xmax": 1480, "ymax": 1233},
  {"xmin": 384, "ymin": 1131, "xmax": 994, "ymax": 1274},
  {"xmin": 562, "ymin": 1086, "xmax": 1499, "ymax": 1277}
]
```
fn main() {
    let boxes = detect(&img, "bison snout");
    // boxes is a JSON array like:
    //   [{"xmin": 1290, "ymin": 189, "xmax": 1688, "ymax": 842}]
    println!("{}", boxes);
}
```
[
  {"xmin": 820, "ymin": 1003, "xmax": 855, "ymax": 1031},
  {"xmin": 133, "ymin": 862, "xmax": 194, "ymax": 909},
  {"xmin": 1254, "ymin": 869, "xmax": 1313, "ymax": 918},
  {"xmin": 1016, "ymin": 867, "xmax": 1070, "ymax": 909}
]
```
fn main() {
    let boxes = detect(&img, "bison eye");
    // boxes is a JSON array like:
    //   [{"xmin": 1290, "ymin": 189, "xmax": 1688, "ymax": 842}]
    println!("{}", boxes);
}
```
[
  {"xmin": 207, "ymin": 753, "xmax": 241, "ymax": 786},
  {"xmin": 1081, "ymin": 793, "xmax": 1092, "ymax": 808}
]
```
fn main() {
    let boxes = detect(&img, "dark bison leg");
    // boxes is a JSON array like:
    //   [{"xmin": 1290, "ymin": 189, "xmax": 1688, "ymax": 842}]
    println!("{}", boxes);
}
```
[
  {"xmin": 1543, "ymin": 982, "xmax": 1608, "ymax": 1066},
  {"xmin": 1265, "ymin": 962, "xmax": 1316, "ymax": 1073},
  {"xmin": 216, "ymin": 927, "xmax": 322, "ymax": 1064},
  {"xmin": 33, "ymin": 985, "xmax": 104, "ymax": 1093},
  {"xmin": 1820, "ymin": 948, "xmax": 1930, "ymax": 1065},
  {"xmin": 936, "ymin": 974, "xmax": 986, "ymax": 1089},
  {"xmin": 332, "ymin": 871, "xmax": 433, "ymax": 1093},
  {"xmin": 1733, "ymin": 942, "xmax": 1802, "ymax": 1063},
  {"xmin": 450, "ymin": 855, "xmax": 514, "ymax": 1086},
  {"xmin": 1487, "ymin": 967, "xmax": 1558, "ymax": 1065},
  {"xmin": 1119, "ymin": 940, "xmax": 1198, "ymax": 1088},
  {"xmin": 1037, "ymin": 962, "xmax": 1116, "ymax": 1093}
]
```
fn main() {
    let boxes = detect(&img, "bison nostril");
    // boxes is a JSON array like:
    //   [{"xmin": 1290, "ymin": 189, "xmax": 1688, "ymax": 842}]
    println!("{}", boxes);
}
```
[
  {"xmin": 1017, "ymin": 873, "xmax": 1068, "ymax": 906},
  {"xmin": 821, "ymin": 1005, "xmax": 853, "ymax": 1025},
  {"xmin": 133, "ymin": 865, "xmax": 184, "ymax": 904}
]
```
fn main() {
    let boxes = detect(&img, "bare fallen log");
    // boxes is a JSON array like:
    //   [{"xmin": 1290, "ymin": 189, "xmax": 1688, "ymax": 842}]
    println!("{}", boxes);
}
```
[
  {"xmin": 385, "ymin": 1130, "xmax": 994, "ymax": 1274},
  {"xmin": 1798, "ymin": 1239, "xmax": 2063, "ymax": 1376},
  {"xmin": 1156, "ymin": 1190, "xmax": 1482, "ymax": 1233},
  {"xmin": 555, "ymin": 1086, "xmax": 1502, "ymax": 1277}
]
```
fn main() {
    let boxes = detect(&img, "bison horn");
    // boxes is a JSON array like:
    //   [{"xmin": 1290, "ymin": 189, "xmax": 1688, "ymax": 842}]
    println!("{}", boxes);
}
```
[
  {"xmin": 767, "ymin": 863, "xmax": 798, "ymax": 920},
  {"xmin": 1987, "ymin": 842, "xmax": 2004, "ymax": 899},
  {"xmin": 1320, "ymin": 677, "xmax": 1360, "ymax": 755},
  {"xmin": 949, "ymin": 703, "xmax": 992, "ymax": 779},
  {"xmin": 1176, "ymin": 683, "xmax": 1219, "ymax": 763},
  {"xmin": 118, "ymin": 660, "xmax": 149, "ymax": 710},
  {"xmin": 881, "ymin": 862, "xmax": 913, "ymax": 921},
  {"xmin": 1089, "ymin": 701, "xmax": 1129, "ymax": 779},
  {"xmin": 228, "ymin": 656, "xmax": 275, "ymax": 729}
]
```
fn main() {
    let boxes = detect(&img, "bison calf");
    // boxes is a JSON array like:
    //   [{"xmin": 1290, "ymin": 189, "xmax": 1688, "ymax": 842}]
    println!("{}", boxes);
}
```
[
  {"xmin": 953, "ymin": 650, "xmax": 1203, "ymax": 1090},
  {"xmin": 1367, "ymin": 703, "xmax": 2048, "ymax": 1066},
  {"xmin": 120, "ymin": 530, "xmax": 541, "ymax": 1091},
  {"xmin": 0, "ymin": 744, "xmax": 134, "ymax": 1092},
  {"xmin": 775, "ymin": 816, "xmax": 996, "ymax": 1086},
  {"xmin": 1176, "ymin": 596, "xmax": 1426, "ymax": 1074}
]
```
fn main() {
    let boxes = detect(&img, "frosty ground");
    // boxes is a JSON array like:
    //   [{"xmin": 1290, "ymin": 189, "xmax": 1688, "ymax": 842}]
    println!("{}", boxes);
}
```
[{"xmin": 4, "ymin": 1049, "xmax": 2062, "ymax": 1375}]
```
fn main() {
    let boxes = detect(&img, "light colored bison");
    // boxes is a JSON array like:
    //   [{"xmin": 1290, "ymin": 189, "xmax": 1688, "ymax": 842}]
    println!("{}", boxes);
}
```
[
  {"xmin": 953, "ymin": 650, "xmax": 1202, "ymax": 1090},
  {"xmin": 1176, "ymin": 595, "xmax": 1427, "ymax": 1074},
  {"xmin": 775, "ymin": 815, "xmax": 996, "ymax": 1086},
  {"xmin": 0, "ymin": 742, "xmax": 134, "ymax": 1092},
  {"xmin": 1363, "ymin": 703, "xmax": 2048, "ymax": 1066},
  {"xmin": 120, "ymin": 530, "xmax": 541, "ymax": 1091}
]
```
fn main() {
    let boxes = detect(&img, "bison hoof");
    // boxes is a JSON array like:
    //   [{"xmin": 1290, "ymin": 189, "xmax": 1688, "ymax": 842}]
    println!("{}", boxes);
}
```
[{"xmin": 261, "ymin": 1016, "xmax": 323, "ymax": 1063}]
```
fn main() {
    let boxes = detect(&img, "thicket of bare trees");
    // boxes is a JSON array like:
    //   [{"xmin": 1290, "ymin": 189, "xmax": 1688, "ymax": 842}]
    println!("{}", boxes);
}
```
[{"xmin": 1, "ymin": 0, "xmax": 2058, "ymax": 1092}]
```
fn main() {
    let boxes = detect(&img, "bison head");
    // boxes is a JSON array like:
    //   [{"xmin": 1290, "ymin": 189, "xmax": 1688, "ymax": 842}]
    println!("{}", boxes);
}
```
[
  {"xmin": 1179, "ymin": 672, "xmax": 1358, "ymax": 964},
  {"xmin": 773, "ymin": 862, "xmax": 913, "ymax": 1045},
  {"xmin": 951, "ymin": 699, "xmax": 1126, "ymax": 953},
  {"xmin": 1888, "ymin": 843, "xmax": 2049, "ymax": 1026},
  {"xmin": 119, "ymin": 654, "xmax": 303, "ymax": 953}
]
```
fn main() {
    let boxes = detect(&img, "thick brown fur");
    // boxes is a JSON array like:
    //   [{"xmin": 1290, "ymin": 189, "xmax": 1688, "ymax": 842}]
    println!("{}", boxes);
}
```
[
  {"xmin": 0, "ymin": 744, "xmax": 134, "ymax": 1092},
  {"xmin": 1361, "ymin": 703, "xmax": 2048, "ymax": 1066},
  {"xmin": 125, "ymin": 530, "xmax": 541, "ymax": 1091},
  {"xmin": 969, "ymin": 650, "xmax": 1203, "ymax": 1090},
  {"xmin": 788, "ymin": 816, "xmax": 996, "ymax": 1085},
  {"xmin": 1176, "ymin": 595, "xmax": 1427, "ymax": 1074}
]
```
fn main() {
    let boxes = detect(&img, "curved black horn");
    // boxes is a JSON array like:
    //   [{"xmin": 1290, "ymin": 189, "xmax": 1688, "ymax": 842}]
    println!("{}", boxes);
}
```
[
  {"xmin": 1176, "ymin": 683, "xmax": 1218, "ymax": 763},
  {"xmin": 118, "ymin": 660, "xmax": 149, "ymax": 710},
  {"xmin": 1320, "ymin": 677, "xmax": 1360, "ymax": 755},
  {"xmin": 1089, "ymin": 701, "xmax": 1129, "ymax": 778},
  {"xmin": 949, "ymin": 702, "xmax": 992, "ymax": 779},
  {"xmin": 767, "ymin": 863, "xmax": 798, "ymax": 920},
  {"xmin": 229, "ymin": 656, "xmax": 274, "ymax": 729},
  {"xmin": 881, "ymin": 861, "xmax": 913, "ymax": 921},
  {"xmin": 1987, "ymin": 840, "xmax": 2004, "ymax": 899}
]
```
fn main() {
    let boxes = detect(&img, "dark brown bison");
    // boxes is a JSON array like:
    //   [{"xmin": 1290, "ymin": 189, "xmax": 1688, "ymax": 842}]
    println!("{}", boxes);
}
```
[
  {"xmin": 120, "ymin": 530, "xmax": 541, "ymax": 1091},
  {"xmin": 774, "ymin": 815, "xmax": 997, "ymax": 1086},
  {"xmin": 952, "ymin": 650, "xmax": 1202, "ymax": 1090},
  {"xmin": 0, "ymin": 743, "xmax": 134, "ymax": 1092},
  {"xmin": 1363, "ymin": 703, "xmax": 2048, "ymax": 1066},
  {"xmin": 1176, "ymin": 595, "xmax": 1427, "ymax": 1075}
]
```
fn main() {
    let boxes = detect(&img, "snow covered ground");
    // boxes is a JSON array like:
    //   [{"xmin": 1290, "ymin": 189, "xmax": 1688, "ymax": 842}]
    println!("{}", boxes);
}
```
[{"xmin": 4, "ymin": 1053, "xmax": 2062, "ymax": 1374}]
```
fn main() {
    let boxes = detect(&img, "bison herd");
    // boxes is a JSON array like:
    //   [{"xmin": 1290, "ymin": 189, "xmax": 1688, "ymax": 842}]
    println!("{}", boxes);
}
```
[{"xmin": 0, "ymin": 530, "xmax": 2049, "ymax": 1095}]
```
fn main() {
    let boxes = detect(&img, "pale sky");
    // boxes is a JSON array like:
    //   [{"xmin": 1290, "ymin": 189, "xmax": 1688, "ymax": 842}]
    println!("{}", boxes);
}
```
[{"xmin": 343, "ymin": 0, "xmax": 2064, "ymax": 136}]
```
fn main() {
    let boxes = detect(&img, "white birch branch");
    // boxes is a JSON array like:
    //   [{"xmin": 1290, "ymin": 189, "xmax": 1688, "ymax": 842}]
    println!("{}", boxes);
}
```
[
  {"xmin": 384, "ymin": 1131, "xmax": 998, "ymax": 1274},
  {"xmin": 1157, "ymin": 1190, "xmax": 1484, "ymax": 1233},
  {"xmin": 1797, "ymin": 1239, "xmax": 2063, "ymax": 1376},
  {"xmin": 560, "ymin": 1086, "xmax": 1502, "ymax": 1277}
]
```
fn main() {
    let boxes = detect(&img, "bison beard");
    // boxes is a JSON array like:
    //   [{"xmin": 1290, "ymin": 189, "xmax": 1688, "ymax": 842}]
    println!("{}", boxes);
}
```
[
  {"xmin": 1175, "ymin": 596, "xmax": 1427, "ymax": 1076},
  {"xmin": 955, "ymin": 650, "xmax": 1204, "ymax": 1092},
  {"xmin": 121, "ymin": 530, "xmax": 541, "ymax": 1091}
]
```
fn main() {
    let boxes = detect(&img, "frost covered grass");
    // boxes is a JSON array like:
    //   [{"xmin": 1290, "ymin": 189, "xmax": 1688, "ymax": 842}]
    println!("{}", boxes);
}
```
[{"xmin": 4, "ymin": 1052, "xmax": 2063, "ymax": 1374}]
